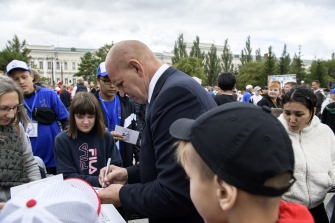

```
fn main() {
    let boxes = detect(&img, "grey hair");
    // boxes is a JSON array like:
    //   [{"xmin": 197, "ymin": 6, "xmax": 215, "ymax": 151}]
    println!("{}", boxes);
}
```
[{"xmin": 0, "ymin": 76, "xmax": 29, "ymax": 128}]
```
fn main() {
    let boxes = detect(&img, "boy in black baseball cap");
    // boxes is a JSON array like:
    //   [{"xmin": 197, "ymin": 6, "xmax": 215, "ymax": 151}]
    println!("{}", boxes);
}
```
[{"xmin": 169, "ymin": 103, "xmax": 314, "ymax": 223}]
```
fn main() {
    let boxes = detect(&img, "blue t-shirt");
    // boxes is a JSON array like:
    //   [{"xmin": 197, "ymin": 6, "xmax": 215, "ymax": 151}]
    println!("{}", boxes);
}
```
[
  {"xmin": 99, "ymin": 93, "xmax": 121, "ymax": 131},
  {"xmin": 24, "ymin": 87, "xmax": 69, "ymax": 168}
]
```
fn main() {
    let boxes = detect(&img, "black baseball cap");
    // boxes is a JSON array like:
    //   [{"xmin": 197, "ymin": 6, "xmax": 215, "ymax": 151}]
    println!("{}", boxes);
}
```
[
  {"xmin": 262, "ymin": 86, "xmax": 268, "ymax": 90},
  {"xmin": 169, "ymin": 103, "xmax": 295, "ymax": 197}
]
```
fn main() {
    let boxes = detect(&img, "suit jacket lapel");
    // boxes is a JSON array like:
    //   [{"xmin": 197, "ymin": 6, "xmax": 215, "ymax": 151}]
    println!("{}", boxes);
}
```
[{"xmin": 150, "ymin": 66, "xmax": 177, "ymax": 105}]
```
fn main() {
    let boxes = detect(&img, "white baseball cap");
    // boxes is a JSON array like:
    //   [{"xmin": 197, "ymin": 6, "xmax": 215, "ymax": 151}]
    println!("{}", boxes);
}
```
[
  {"xmin": 0, "ymin": 179, "xmax": 101, "ymax": 223},
  {"xmin": 6, "ymin": 60, "xmax": 30, "ymax": 75},
  {"xmin": 246, "ymin": 85, "xmax": 253, "ymax": 89}
]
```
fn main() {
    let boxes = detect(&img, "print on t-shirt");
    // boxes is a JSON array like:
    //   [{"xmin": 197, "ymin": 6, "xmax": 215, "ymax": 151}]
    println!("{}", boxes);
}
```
[{"xmin": 79, "ymin": 143, "xmax": 98, "ymax": 174}]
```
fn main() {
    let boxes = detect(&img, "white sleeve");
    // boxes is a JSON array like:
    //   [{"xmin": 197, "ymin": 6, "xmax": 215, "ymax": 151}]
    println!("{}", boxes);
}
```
[
  {"xmin": 71, "ymin": 86, "xmax": 77, "ymax": 98},
  {"xmin": 20, "ymin": 123, "xmax": 42, "ymax": 181}
]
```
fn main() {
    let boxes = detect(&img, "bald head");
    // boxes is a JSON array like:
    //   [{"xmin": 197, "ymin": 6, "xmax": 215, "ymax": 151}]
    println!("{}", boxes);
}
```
[
  {"xmin": 106, "ymin": 40, "xmax": 160, "ymax": 71},
  {"xmin": 104, "ymin": 40, "xmax": 163, "ymax": 104}
]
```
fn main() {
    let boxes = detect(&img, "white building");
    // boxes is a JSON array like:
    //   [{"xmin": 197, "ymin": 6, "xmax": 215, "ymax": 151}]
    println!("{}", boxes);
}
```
[
  {"xmin": 27, "ymin": 45, "xmax": 95, "ymax": 86},
  {"xmin": 27, "ymin": 43, "xmax": 312, "ymax": 86},
  {"xmin": 27, "ymin": 44, "xmax": 175, "ymax": 86}
]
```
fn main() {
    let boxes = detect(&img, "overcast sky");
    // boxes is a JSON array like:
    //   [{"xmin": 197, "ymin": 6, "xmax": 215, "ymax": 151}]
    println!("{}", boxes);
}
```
[{"xmin": 1, "ymin": 0, "xmax": 334, "ymax": 60}]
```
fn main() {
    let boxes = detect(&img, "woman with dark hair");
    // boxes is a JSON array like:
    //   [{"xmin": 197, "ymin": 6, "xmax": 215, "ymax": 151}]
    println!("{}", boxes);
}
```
[
  {"xmin": 0, "ymin": 76, "xmax": 41, "ymax": 203},
  {"xmin": 54, "ymin": 92, "xmax": 122, "ymax": 187},
  {"xmin": 278, "ymin": 86, "xmax": 335, "ymax": 223}
]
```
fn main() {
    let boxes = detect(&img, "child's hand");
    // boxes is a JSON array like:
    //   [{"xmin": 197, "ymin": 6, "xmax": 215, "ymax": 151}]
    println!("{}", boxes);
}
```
[
  {"xmin": 110, "ymin": 131, "xmax": 124, "ymax": 142},
  {"xmin": 0, "ymin": 202, "xmax": 5, "ymax": 210}
]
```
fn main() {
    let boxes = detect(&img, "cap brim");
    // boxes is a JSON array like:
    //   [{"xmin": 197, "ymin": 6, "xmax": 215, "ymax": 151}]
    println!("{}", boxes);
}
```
[
  {"xmin": 7, "ymin": 67, "xmax": 30, "ymax": 75},
  {"xmin": 169, "ymin": 118, "xmax": 195, "ymax": 140},
  {"xmin": 97, "ymin": 72, "xmax": 108, "ymax": 77}
]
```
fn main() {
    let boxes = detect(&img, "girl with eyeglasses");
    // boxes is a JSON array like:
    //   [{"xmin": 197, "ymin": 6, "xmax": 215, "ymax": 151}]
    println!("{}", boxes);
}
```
[
  {"xmin": 6, "ymin": 60, "xmax": 69, "ymax": 175},
  {"xmin": 278, "ymin": 86, "xmax": 335, "ymax": 223},
  {"xmin": 0, "ymin": 76, "xmax": 41, "ymax": 205}
]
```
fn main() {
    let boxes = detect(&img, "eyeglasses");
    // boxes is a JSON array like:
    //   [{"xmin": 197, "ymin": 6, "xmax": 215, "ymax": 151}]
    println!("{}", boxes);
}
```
[
  {"xmin": 99, "ymin": 78, "xmax": 115, "ymax": 87},
  {"xmin": 0, "ymin": 104, "xmax": 24, "ymax": 114}
]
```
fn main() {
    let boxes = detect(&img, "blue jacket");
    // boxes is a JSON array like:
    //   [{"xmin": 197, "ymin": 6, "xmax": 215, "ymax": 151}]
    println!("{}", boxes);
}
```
[
  {"xmin": 242, "ymin": 90, "xmax": 252, "ymax": 102},
  {"xmin": 24, "ymin": 86, "xmax": 69, "ymax": 168},
  {"xmin": 119, "ymin": 67, "xmax": 217, "ymax": 222}
]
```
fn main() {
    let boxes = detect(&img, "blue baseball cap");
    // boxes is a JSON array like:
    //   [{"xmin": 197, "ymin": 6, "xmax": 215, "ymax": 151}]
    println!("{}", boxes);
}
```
[
  {"xmin": 96, "ymin": 62, "xmax": 108, "ymax": 77},
  {"xmin": 330, "ymin": 89, "xmax": 335, "ymax": 94}
]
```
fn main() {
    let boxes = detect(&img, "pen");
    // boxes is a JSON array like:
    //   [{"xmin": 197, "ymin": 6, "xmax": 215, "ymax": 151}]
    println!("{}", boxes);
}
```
[{"xmin": 102, "ymin": 158, "xmax": 111, "ymax": 188}]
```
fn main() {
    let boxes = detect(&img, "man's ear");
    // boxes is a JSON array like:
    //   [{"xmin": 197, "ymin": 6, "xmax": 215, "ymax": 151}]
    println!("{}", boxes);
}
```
[
  {"xmin": 214, "ymin": 175, "xmax": 237, "ymax": 211},
  {"xmin": 128, "ymin": 59, "xmax": 144, "ymax": 76}
]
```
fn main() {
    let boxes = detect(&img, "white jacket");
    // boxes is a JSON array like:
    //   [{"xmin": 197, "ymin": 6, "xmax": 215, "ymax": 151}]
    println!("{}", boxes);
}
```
[{"xmin": 278, "ymin": 114, "xmax": 335, "ymax": 209}]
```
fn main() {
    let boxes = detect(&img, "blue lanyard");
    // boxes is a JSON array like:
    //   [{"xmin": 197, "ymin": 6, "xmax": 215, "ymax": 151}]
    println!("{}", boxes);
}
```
[
  {"xmin": 23, "ymin": 92, "xmax": 38, "ymax": 114},
  {"xmin": 98, "ymin": 92, "xmax": 119, "ymax": 130}
]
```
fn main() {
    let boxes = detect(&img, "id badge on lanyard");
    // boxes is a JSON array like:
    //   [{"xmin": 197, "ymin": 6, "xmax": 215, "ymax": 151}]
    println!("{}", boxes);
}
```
[
  {"xmin": 24, "ymin": 92, "xmax": 38, "ymax": 137},
  {"xmin": 26, "ymin": 121, "xmax": 38, "ymax": 137}
]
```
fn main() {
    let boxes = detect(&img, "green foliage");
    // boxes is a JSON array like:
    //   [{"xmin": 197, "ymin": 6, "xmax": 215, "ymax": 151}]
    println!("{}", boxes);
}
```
[
  {"xmin": 74, "ymin": 52, "xmax": 98, "ymax": 82},
  {"xmin": 236, "ymin": 61, "xmax": 265, "ymax": 90},
  {"xmin": 38, "ymin": 76, "xmax": 51, "ymax": 84},
  {"xmin": 0, "ymin": 35, "xmax": 31, "ymax": 72},
  {"xmin": 221, "ymin": 39, "xmax": 234, "ymax": 72},
  {"xmin": 324, "ymin": 58, "xmax": 335, "ymax": 80},
  {"xmin": 204, "ymin": 45, "xmax": 222, "ymax": 86},
  {"xmin": 172, "ymin": 33, "xmax": 188, "ymax": 64},
  {"xmin": 95, "ymin": 42, "xmax": 114, "ymax": 63},
  {"xmin": 189, "ymin": 36, "xmax": 205, "ymax": 66},
  {"xmin": 289, "ymin": 53, "xmax": 306, "ymax": 83},
  {"xmin": 255, "ymin": 48, "xmax": 262, "ymax": 62},
  {"xmin": 240, "ymin": 36, "xmax": 253, "ymax": 66},
  {"xmin": 173, "ymin": 57, "xmax": 206, "ymax": 84},
  {"xmin": 263, "ymin": 46, "xmax": 277, "ymax": 77},
  {"xmin": 277, "ymin": 44, "xmax": 291, "ymax": 74},
  {"xmin": 75, "ymin": 43, "xmax": 114, "ymax": 82},
  {"xmin": 308, "ymin": 59, "xmax": 329, "ymax": 87},
  {"xmin": 332, "ymin": 52, "xmax": 335, "ymax": 60}
]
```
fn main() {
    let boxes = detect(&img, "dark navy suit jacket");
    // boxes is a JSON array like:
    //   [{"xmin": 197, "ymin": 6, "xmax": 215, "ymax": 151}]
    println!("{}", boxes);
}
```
[{"xmin": 119, "ymin": 67, "xmax": 217, "ymax": 223}]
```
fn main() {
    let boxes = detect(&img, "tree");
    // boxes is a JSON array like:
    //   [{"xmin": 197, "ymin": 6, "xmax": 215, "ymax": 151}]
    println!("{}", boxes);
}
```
[
  {"xmin": 95, "ymin": 42, "xmax": 114, "ymax": 63},
  {"xmin": 308, "ymin": 59, "xmax": 329, "ymax": 87},
  {"xmin": 325, "ymin": 58, "xmax": 335, "ymax": 80},
  {"xmin": 240, "ymin": 36, "xmax": 253, "ymax": 66},
  {"xmin": 255, "ymin": 48, "xmax": 262, "ymax": 62},
  {"xmin": 332, "ymin": 52, "xmax": 335, "ymax": 60},
  {"xmin": 236, "ymin": 61, "xmax": 265, "ymax": 90},
  {"xmin": 221, "ymin": 39, "xmax": 234, "ymax": 72},
  {"xmin": 204, "ymin": 45, "xmax": 222, "ymax": 86},
  {"xmin": 75, "ymin": 43, "xmax": 114, "ymax": 83},
  {"xmin": 173, "ymin": 57, "xmax": 207, "ymax": 84},
  {"xmin": 74, "ymin": 52, "xmax": 98, "ymax": 82},
  {"xmin": 277, "ymin": 44, "xmax": 291, "ymax": 74},
  {"xmin": 289, "ymin": 47, "xmax": 306, "ymax": 84},
  {"xmin": 190, "ymin": 36, "xmax": 205, "ymax": 67},
  {"xmin": 263, "ymin": 46, "xmax": 277, "ymax": 77},
  {"xmin": 189, "ymin": 36, "xmax": 205, "ymax": 66},
  {"xmin": 171, "ymin": 33, "xmax": 188, "ymax": 65},
  {"xmin": 0, "ymin": 35, "xmax": 31, "ymax": 71}
]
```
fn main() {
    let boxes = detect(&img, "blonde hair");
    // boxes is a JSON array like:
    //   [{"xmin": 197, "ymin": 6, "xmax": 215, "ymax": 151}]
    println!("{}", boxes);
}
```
[{"xmin": 176, "ymin": 141, "xmax": 215, "ymax": 181}]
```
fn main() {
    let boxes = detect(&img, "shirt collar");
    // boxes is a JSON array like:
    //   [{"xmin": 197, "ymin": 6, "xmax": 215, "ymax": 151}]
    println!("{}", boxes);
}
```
[{"xmin": 148, "ymin": 64, "xmax": 169, "ymax": 103}]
